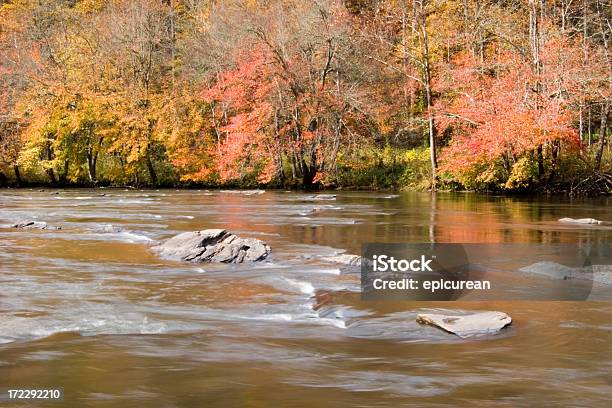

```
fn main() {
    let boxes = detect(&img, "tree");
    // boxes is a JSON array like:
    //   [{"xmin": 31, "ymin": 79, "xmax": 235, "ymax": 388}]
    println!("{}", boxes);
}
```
[
  {"xmin": 356, "ymin": 0, "xmax": 460, "ymax": 190},
  {"xmin": 0, "ymin": 0, "xmax": 608, "ymax": 192},
  {"xmin": 97, "ymin": 0, "xmax": 176, "ymax": 186},
  {"xmin": 188, "ymin": 0, "xmax": 369, "ymax": 187},
  {"xmin": 436, "ymin": 2, "xmax": 609, "ymax": 190}
]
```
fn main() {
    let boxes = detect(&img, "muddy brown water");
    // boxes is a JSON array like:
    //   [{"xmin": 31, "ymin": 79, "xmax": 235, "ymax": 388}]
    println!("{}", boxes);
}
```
[{"xmin": 0, "ymin": 189, "xmax": 611, "ymax": 407}]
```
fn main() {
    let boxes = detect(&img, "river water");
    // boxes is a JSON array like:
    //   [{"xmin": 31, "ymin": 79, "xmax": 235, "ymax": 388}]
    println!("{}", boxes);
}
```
[{"xmin": 0, "ymin": 189, "xmax": 611, "ymax": 407}]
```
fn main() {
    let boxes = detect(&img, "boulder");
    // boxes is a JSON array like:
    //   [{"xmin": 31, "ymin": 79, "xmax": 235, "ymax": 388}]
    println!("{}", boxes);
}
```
[
  {"xmin": 559, "ymin": 218, "xmax": 603, "ymax": 225},
  {"xmin": 151, "ymin": 229, "xmax": 271, "ymax": 263},
  {"xmin": 320, "ymin": 254, "xmax": 362, "ymax": 266},
  {"xmin": 11, "ymin": 221, "xmax": 61, "ymax": 230},
  {"xmin": 417, "ymin": 311, "xmax": 512, "ymax": 338}
]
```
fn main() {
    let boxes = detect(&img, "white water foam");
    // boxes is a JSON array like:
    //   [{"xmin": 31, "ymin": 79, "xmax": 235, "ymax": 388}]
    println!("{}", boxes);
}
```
[
  {"xmin": 117, "ymin": 232, "xmax": 153, "ymax": 243},
  {"xmin": 0, "ymin": 313, "xmax": 177, "ymax": 345},
  {"xmin": 304, "ymin": 268, "xmax": 342, "ymax": 275},
  {"xmin": 270, "ymin": 277, "xmax": 316, "ymax": 295}
]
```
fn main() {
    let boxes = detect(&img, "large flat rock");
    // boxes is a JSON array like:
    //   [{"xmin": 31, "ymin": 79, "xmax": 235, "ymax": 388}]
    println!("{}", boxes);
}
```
[
  {"xmin": 417, "ymin": 311, "xmax": 512, "ymax": 338},
  {"xmin": 11, "ymin": 220, "xmax": 61, "ymax": 230},
  {"xmin": 151, "ymin": 229, "xmax": 271, "ymax": 263}
]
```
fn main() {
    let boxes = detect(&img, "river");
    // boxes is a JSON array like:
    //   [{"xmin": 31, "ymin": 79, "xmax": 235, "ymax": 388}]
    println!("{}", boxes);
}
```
[{"xmin": 0, "ymin": 189, "xmax": 611, "ymax": 407}]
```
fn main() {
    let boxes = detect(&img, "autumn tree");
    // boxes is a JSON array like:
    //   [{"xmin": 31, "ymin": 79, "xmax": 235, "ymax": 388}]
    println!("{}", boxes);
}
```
[
  {"xmin": 0, "ymin": 0, "xmax": 608, "ymax": 192},
  {"xmin": 354, "ymin": 0, "xmax": 465, "ymax": 190},
  {"xmin": 185, "ymin": 0, "xmax": 371, "ymax": 187},
  {"xmin": 437, "ymin": 1, "xmax": 609, "ymax": 191},
  {"xmin": 95, "ymin": 0, "xmax": 177, "ymax": 186}
]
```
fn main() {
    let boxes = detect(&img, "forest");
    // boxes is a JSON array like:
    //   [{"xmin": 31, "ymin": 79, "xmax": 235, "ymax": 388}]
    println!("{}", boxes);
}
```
[{"xmin": 0, "ymin": 0, "xmax": 610, "ymax": 193}]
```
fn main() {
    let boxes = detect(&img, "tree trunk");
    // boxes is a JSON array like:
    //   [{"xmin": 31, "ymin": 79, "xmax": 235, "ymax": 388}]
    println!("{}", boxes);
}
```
[
  {"xmin": 45, "ymin": 144, "xmax": 57, "ymax": 184},
  {"xmin": 595, "ymin": 103, "xmax": 608, "ymax": 170},
  {"xmin": 87, "ymin": 150, "xmax": 97, "ymax": 184},
  {"xmin": 417, "ymin": 1, "xmax": 437, "ymax": 190},
  {"xmin": 548, "ymin": 141, "xmax": 560, "ymax": 183},
  {"xmin": 537, "ymin": 145, "xmax": 545, "ymax": 177},
  {"xmin": 13, "ymin": 165, "xmax": 21, "ymax": 186},
  {"xmin": 427, "ymin": 108, "xmax": 437, "ymax": 188},
  {"xmin": 146, "ymin": 152, "xmax": 158, "ymax": 186},
  {"xmin": 588, "ymin": 105, "xmax": 592, "ymax": 145},
  {"xmin": 579, "ymin": 106, "xmax": 584, "ymax": 142},
  {"xmin": 301, "ymin": 151, "xmax": 318, "ymax": 190},
  {"xmin": 530, "ymin": 0, "xmax": 545, "ymax": 179},
  {"xmin": 87, "ymin": 137, "xmax": 104, "ymax": 185},
  {"xmin": 59, "ymin": 159, "xmax": 69, "ymax": 185},
  {"xmin": 45, "ymin": 168, "xmax": 57, "ymax": 184}
]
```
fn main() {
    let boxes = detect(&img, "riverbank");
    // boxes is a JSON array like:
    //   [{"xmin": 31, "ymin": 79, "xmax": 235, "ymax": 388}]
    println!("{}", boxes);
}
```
[
  {"xmin": 2, "ymin": 146, "xmax": 609, "ymax": 196},
  {"xmin": 0, "ymin": 182, "xmax": 609, "ymax": 197}
]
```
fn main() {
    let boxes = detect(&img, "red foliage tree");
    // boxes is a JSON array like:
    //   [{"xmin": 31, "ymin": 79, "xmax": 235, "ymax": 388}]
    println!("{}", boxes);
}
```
[
  {"xmin": 436, "ymin": 37, "xmax": 596, "ymax": 188},
  {"xmin": 202, "ymin": 49, "xmax": 277, "ymax": 183}
]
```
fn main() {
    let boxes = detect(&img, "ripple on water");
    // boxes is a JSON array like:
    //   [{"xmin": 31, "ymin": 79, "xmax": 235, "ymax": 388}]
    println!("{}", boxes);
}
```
[{"xmin": 0, "ymin": 304, "xmax": 207, "ymax": 345}]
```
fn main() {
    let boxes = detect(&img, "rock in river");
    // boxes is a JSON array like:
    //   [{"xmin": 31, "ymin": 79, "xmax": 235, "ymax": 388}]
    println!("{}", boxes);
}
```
[
  {"xmin": 417, "ymin": 311, "xmax": 512, "ymax": 338},
  {"xmin": 320, "ymin": 254, "xmax": 362, "ymax": 266},
  {"xmin": 220, "ymin": 190, "xmax": 265, "ymax": 196},
  {"xmin": 308, "ymin": 194, "xmax": 337, "ymax": 201},
  {"xmin": 11, "ymin": 221, "xmax": 61, "ymax": 230},
  {"xmin": 92, "ymin": 224, "xmax": 123, "ymax": 233},
  {"xmin": 520, "ymin": 261, "xmax": 612, "ymax": 285},
  {"xmin": 152, "ymin": 229, "xmax": 271, "ymax": 263},
  {"xmin": 519, "ymin": 261, "xmax": 575, "ymax": 280},
  {"xmin": 559, "ymin": 217, "xmax": 603, "ymax": 225}
]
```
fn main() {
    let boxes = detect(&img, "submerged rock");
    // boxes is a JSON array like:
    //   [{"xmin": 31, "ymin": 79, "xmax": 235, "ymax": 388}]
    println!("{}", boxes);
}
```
[
  {"xmin": 308, "ymin": 194, "xmax": 337, "ymax": 201},
  {"xmin": 320, "ymin": 254, "xmax": 362, "ymax": 267},
  {"xmin": 520, "ymin": 261, "xmax": 612, "ymax": 285},
  {"xmin": 417, "ymin": 311, "xmax": 512, "ymax": 338},
  {"xmin": 559, "ymin": 218, "xmax": 603, "ymax": 225},
  {"xmin": 220, "ymin": 190, "xmax": 265, "ymax": 196},
  {"xmin": 299, "ymin": 206, "xmax": 324, "ymax": 216},
  {"xmin": 152, "ymin": 229, "xmax": 271, "ymax": 263},
  {"xmin": 93, "ymin": 224, "xmax": 123, "ymax": 233},
  {"xmin": 591, "ymin": 265, "xmax": 612, "ymax": 286},
  {"xmin": 519, "ymin": 261, "xmax": 575, "ymax": 280},
  {"xmin": 11, "ymin": 221, "xmax": 61, "ymax": 230}
]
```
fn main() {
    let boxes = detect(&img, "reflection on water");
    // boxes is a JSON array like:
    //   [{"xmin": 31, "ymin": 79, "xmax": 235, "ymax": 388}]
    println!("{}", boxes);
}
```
[{"xmin": 0, "ymin": 189, "xmax": 611, "ymax": 407}]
